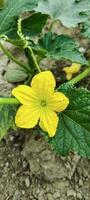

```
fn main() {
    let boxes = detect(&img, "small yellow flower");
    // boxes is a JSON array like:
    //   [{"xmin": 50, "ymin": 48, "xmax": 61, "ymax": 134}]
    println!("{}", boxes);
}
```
[
  {"xmin": 12, "ymin": 71, "xmax": 69, "ymax": 137},
  {"xmin": 63, "ymin": 63, "xmax": 81, "ymax": 80}
]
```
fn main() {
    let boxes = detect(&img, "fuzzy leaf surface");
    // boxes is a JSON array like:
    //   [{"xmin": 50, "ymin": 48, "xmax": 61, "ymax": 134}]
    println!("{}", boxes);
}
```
[
  {"xmin": 49, "ymin": 84, "xmax": 90, "ymax": 158},
  {"xmin": 0, "ymin": 0, "xmax": 38, "ymax": 35},
  {"xmin": 5, "ymin": 63, "xmax": 28, "ymax": 83},
  {"xmin": 0, "ymin": 0, "xmax": 6, "ymax": 9},
  {"xmin": 0, "ymin": 104, "xmax": 18, "ymax": 140},
  {"xmin": 33, "ymin": 33, "xmax": 88, "ymax": 65},
  {"xmin": 35, "ymin": 0, "xmax": 90, "ymax": 27},
  {"xmin": 4, "ymin": 13, "xmax": 48, "ymax": 39},
  {"xmin": 81, "ymin": 19, "xmax": 90, "ymax": 39}
]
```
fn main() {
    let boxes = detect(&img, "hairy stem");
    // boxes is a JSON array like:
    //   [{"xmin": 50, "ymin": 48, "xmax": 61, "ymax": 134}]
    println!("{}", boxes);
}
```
[
  {"xmin": 0, "ymin": 98, "xmax": 20, "ymax": 105},
  {"xmin": 27, "ymin": 46, "xmax": 41, "ymax": 72},
  {"xmin": 0, "ymin": 42, "xmax": 28, "ymax": 70},
  {"xmin": 68, "ymin": 67, "xmax": 90, "ymax": 85},
  {"xmin": 17, "ymin": 17, "xmax": 41, "ymax": 73}
]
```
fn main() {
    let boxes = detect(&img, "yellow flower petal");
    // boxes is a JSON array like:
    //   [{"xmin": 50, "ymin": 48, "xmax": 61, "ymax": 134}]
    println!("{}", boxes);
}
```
[
  {"xmin": 31, "ymin": 71, "xmax": 56, "ymax": 99},
  {"xmin": 66, "ymin": 73, "xmax": 72, "ymax": 80},
  {"xmin": 39, "ymin": 120, "xmax": 46, "ymax": 132},
  {"xmin": 12, "ymin": 85, "xmax": 37, "ymax": 105},
  {"xmin": 71, "ymin": 63, "xmax": 81, "ymax": 72},
  {"xmin": 15, "ymin": 105, "xmax": 40, "ymax": 128},
  {"xmin": 49, "ymin": 92, "xmax": 69, "ymax": 112},
  {"xmin": 12, "ymin": 71, "xmax": 70, "ymax": 138},
  {"xmin": 40, "ymin": 110, "xmax": 59, "ymax": 137}
]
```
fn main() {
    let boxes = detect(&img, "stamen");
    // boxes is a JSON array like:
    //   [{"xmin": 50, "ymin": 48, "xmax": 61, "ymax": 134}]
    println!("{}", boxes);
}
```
[{"xmin": 41, "ymin": 100, "xmax": 47, "ymax": 107}]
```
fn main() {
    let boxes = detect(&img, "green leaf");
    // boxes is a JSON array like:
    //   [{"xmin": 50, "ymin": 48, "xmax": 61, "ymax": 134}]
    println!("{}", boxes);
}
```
[
  {"xmin": 35, "ymin": 0, "xmax": 90, "ymax": 28},
  {"xmin": 81, "ymin": 19, "xmax": 90, "ymax": 39},
  {"xmin": 33, "ymin": 33, "xmax": 88, "ymax": 65},
  {"xmin": 0, "ymin": 0, "xmax": 38, "ymax": 35},
  {"xmin": 0, "ymin": 0, "xmax": 6, "ymax": 9},
  {"xmin": 0, "ymin": 104, "xmax": 18, "ymax": 140},
  {"xmin": 49, "ymin": 84, "xmax": 90, "ymax": 158},
  {"xmin": 5, "ymin": 63, "xmax": 28, "ymax": 83},
  {"xmin": 5, "ymin": 13, "xmax": 48, "ymax": 39}
]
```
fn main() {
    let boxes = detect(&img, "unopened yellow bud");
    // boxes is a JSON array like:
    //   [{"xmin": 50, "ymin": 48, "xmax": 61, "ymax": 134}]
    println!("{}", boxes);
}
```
[{"xmin": 63, "ymin": 63, "xmax": 81, "ymax": 80}]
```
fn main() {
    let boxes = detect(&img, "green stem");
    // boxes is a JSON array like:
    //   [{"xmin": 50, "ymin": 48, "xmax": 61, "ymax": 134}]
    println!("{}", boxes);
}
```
[
  {"xmin": 68, "ymin": 67, "xmax": 90, "ymax": 85},
  {"xmin": 0, "ymin": 42, "xmax": 28, "ymax": 70},
  {"xmin": 27, "ymin": 46, "xmax": 41, "ymax": 72},
  {"xmin": 48, "ymin": 20, "xmax": 57, "ymax": 32},
  {"xmin": 16, "ymin": 17, "xmax": 41, "ymax": 73},
  {"xmin": 0, "ymin": 98, "xmax": 20, "ymax": 105}
]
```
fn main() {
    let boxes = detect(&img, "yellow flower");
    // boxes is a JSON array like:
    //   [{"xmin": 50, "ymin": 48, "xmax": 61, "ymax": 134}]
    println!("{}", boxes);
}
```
[
  {"xmin": 63, "ymin": 63, "xmax": 81, "ymax": 80},
  {"xmin": 12, "ymin": 71, "xmax": 69, "ymax": 137}
]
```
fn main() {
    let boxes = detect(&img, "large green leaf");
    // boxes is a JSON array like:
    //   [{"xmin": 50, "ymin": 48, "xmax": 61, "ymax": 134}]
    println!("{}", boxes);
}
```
[
  {"xmin": 0, "ymin": 0, "xmax": 38, "ymax": 35},
  {"xmin": 5, "ymin": 13, "xmax": 48, "ymax": 39},
  {"xmin": 49, "ymin": 84, "xmax": 90, "ymax": 158},
  {"xmin": 33, "ymin": 33, "xmax": 88, "ymax": 65},
  {"xmin": 0, "ymin": 103, "xmax": 18, "ymax": 140},
  {"xmin": 35, "ymin": 0, "xmax": 90, "ymax": 28}
]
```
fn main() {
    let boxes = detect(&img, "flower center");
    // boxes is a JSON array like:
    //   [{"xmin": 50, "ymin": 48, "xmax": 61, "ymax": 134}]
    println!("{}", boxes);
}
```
[{"xmin": 41, "ymin": 100, "xmax": 47, "ymax": 107}]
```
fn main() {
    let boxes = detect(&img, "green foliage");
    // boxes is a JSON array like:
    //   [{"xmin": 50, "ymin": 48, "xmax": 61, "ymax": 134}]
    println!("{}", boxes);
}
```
[
  {"xmin": 0, "ymin": 0, "xmax": 6, "ymax": 9},
  {"xmin": 32, "ymin": 33, "xmax": 88, "ymax": 65},
  {"xmin": 49, "ymin": 84, "xmax": 90, "ymax": 158},
  {"xmin": 0, "ymin": 0, "xmax": 38, "ymax": 35},
  {"xmin": 81, "ymin": 19, "xmax": 90, "ymax": 39},
  {"xmin": 35, "ymin": 0, "xmax": 90, "ymax": 28},
  {"xmin": 0, "ymin": 104, "xmax": 18, "ymax": 140},
  {"xmin": 5, "ymin": 63, "xmax": 28, "ymax": 83},
  {"xmin": 0, "ymin": 0, "xmax": 90, "ymax": 159},
  {"xmin": 5, "ymin": 13, "xmax": 48, "ymax": 39}
]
